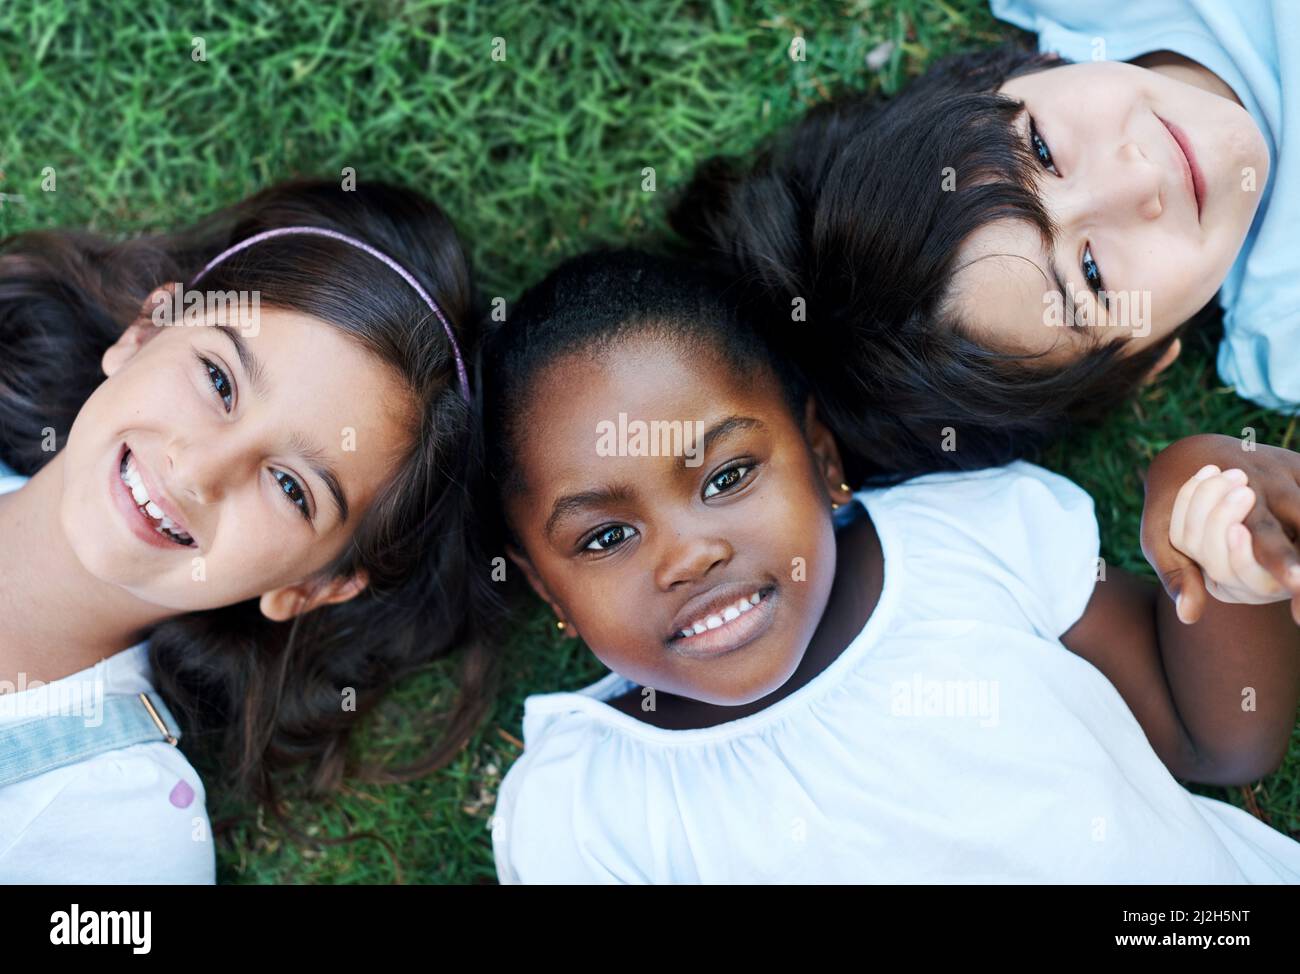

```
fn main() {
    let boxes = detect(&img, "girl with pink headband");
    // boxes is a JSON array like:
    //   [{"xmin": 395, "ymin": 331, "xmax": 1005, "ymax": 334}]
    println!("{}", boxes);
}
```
[{"xmin": 0, "ymin": 178, "xmax": 493, "ymax": 882}]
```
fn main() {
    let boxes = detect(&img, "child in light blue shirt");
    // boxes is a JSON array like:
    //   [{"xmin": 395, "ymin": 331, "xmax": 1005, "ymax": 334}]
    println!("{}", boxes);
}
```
[
  {"xmin": 671, "ymin": 0, "xmax": 1295, "ymax": 479},
  {"xmin": 992, "ymin": 0, "xmax": 1297, "ymax": 409}
]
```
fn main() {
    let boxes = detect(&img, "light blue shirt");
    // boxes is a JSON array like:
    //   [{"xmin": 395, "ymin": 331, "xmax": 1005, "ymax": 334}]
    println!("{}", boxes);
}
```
[{"xmin": 991, "ymin": 0, "xmax": 1297, "ymax": 411}]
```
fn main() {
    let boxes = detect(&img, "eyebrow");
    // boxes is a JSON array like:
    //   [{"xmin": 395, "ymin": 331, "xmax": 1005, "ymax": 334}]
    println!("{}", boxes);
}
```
[
  {"xmin": 1045, "ymin": 242, "xmax": 1113, "ymax": 335},
  {"xmin": 1045, "ymin": 251, "xmax": 1083, "ymax": 331},
  {"xmin": 695, "ymin": 415, "xmax": 765, "ymax": 463},
  {"xmin": 543, "ymin": 414, "xmax": 767, "ymax": 540},
  {"xmin": 544, "ymin": 483, "xmax": 635, "ymax": 541},
  {"xmin": 214, "ymin": 324, "xmax": 270, "ymax": 400},
  {"xmin": 287, "ymin": 431, "xmax": 350, "ymax": 524},
  {"xmin": 215, "ymin": 325, "xmax": 350, "ymax": 523}
]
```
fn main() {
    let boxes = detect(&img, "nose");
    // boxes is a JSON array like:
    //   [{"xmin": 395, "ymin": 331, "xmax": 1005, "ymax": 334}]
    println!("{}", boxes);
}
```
[
  {"xmin": 1059, "ymin": 138, "xmax": 1164, "ymax": 226},
  {"xmin": 653, "ymin": 528, "xmax": 733, "ymax": 590},
  {"xmin": 164, "ymin": 432, "xmax": 252, "ymax": 505}
]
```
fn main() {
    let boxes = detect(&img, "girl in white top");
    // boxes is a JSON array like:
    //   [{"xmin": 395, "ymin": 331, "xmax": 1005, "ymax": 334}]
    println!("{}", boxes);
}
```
[
  {"xmin": 481, "ymin": 250, "xmax": 1300, "ymax": 883},
  {"xmin": 0, "ymin": 179, "xmax": 485, "ymax": 882},
  {"xmin": 0, "ymin": 475, "xmax": 214, "ymax": 881}
]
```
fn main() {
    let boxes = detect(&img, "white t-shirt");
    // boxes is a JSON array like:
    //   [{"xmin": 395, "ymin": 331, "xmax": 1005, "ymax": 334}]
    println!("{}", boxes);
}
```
[
  {"xmin": 0, "ymin": 470, "xmax": 216, "ymax": 883},
  {"xmin": 491, "ymin": 462, "xmax": 1300, "ymax": 883}
]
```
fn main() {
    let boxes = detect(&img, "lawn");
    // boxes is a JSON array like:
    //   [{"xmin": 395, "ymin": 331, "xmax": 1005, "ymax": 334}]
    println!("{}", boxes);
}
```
[{"xmin": 2, "ymin": 0, "xmax": 1295, "ymax": 883}]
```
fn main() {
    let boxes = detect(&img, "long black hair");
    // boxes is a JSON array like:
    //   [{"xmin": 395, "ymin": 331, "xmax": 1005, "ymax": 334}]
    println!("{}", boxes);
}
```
[
  {"xmin": 667, "ymin": 41, "xmax": 1216, "ymax": 486},
  {"xmin": 0, "ymin": 179, "xmax": 500, "ymax": 832}
]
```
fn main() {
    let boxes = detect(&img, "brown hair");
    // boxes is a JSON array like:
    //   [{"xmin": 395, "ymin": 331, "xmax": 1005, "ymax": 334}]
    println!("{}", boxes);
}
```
[{"xmin": 0, "ymin": 179, "xmax": 500, "ymax": 848}]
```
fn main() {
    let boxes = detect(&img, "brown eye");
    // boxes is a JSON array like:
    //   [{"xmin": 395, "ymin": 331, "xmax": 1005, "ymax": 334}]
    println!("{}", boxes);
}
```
[
  {"xmin": 584, "ymin": 524, "xmax": 637, "ymax": 552},
  {"xmin": 703, "ymin": 463, "xmax": 753, "ymax": 499}
]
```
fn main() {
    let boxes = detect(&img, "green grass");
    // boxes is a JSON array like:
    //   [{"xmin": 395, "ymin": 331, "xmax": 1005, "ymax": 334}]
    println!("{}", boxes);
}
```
[{"xmin": 2, "ymin": 0, "xmax": 1295, "ymax": 883}]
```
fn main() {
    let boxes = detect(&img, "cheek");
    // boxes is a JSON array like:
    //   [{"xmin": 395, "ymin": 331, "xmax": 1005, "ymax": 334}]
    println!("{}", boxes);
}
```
[
  {"xmin": 82, "ymin": 349, "xmax": 207, "ymax": 445},
  {"xmin": 568, "ymin": 568, "xmax": 638, "ymax": 641},
  {"xmin": 795, "ymin": 517, "xmax": 839, "ymax": 613},
  {"xmin": 758, "ymin": 480, "xmax": 837, "ymax": 606},
  {"xmin": 215, "ymin": 492, "xmax": 320, "ymax": 563}
]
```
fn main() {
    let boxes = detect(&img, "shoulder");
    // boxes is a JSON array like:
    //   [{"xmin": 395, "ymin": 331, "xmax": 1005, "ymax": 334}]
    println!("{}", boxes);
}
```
[
  {"xmin": 865, "ymin": 461, "xmax": 1094, "ymax": 527},
  {"xmin": 863, "ymin": 462, "xmax": 1100, "ymax": 638},
  {"xmin": 4, "ymin": 742, "xmax": 216, "ymax": 884},
  {"xmin": 493, "ymin": 710, "xmax": 657, "ymax": 883}
]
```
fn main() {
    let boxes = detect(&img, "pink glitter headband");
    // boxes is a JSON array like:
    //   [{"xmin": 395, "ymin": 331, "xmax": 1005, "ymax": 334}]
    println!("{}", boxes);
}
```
[{"xmin": 190, "ymin": 225, "xmax": 471, "ymax": 400}]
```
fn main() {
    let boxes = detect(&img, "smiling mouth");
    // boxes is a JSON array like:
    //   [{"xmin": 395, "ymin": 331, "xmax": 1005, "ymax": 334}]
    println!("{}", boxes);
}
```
[
  {"xmin": 672, "ymin": 587, "xmax": 771, "ymax": 640},
  {"xmin": 1159, "ymin": 115, "xmax": 1204, "ymax": 221},
  {"xmin": 120, "ymin": 448, "xmax": 195, "ymax": 546},
  {"xmin": 663, "ymin": 583, "xmax": 779, "ymax": 662}
]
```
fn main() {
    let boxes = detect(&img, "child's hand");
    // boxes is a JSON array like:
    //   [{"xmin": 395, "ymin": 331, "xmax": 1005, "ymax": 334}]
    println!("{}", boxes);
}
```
[
  {"xmin": 1141, "ymin": 434, "xmax": 1300, "ymax": 625},
  {"xmin": 1168, "ymin": 465, "xmax": 1290, "ymax": 607}
]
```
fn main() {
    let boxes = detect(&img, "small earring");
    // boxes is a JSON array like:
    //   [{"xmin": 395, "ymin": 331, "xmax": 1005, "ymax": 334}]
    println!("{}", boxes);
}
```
[
  {"xmin": 832, "ymin": 481, "xmax": 851, "ymax": 510},
  {"xmin": 556, "ymin": 620, "xmax": 566, "ymax": 631}
]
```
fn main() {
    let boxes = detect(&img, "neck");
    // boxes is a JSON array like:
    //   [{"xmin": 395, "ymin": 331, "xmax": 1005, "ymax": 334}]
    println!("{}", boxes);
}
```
[
  {"xmin": 0, "ymin": 451, "xmax": 176, "ymax": 687},
  {"xmin": 1129, "ymin": 50, "xmax": 1246, "ymax": 110}
]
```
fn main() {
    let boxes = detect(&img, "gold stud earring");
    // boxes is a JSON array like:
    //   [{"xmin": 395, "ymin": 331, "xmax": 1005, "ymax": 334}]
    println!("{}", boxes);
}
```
[
  {"xmin": 840, "ymin": 482, "xmax": 850, "ymax": 492},
  {"xmin": 556, "ymin": 620, "xmax": 566, "ymax": 631}
]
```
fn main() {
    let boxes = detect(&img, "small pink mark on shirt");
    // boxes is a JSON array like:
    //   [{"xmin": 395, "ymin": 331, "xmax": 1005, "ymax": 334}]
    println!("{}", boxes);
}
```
[{"xmin": 169, "ymin": 779, "xmax": 195, "ymax": 809}]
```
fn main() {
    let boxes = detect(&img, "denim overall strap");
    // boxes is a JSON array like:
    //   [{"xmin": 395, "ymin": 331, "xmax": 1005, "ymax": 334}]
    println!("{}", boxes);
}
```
[{"xmin": 0, "ymin": 691, "xmax": 183, "ymax": 788}]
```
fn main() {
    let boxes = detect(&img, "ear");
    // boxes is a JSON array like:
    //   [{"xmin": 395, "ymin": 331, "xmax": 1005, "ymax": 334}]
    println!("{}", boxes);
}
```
[
  {"xmin": 506, "ymin": 543, "xmax": 579, "ymax": 640},
  {"xmin": 1141, "ymin": 337, "xmax": 1182, "ymax": 385},
  {"xmin": 802, "ymin": 395, "xmax": 854, "ymax": 509},
  {"xmin": 259, "ymin": 569, "xmax": 370, "ymax": 623},
  {"xmin": 102, "ymin": 283, "xmax": 183, "ymax": 377}
]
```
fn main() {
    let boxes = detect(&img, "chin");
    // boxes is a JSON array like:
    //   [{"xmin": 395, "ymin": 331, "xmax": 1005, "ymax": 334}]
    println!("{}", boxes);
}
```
[{"xmin": 707, "ymin": 645, "xmax": 806, "ymax": 707}]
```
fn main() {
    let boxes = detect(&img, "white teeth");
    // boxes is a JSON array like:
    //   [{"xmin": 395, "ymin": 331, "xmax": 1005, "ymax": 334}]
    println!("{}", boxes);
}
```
[
  {"xmin": 122, "ymin": 451, "xmax": 193, "ymax": 544},
  {"xmin": 128, "ymin": 480, "xmax": 149, "ymax": 506},
  {"xmin": 123, "ymin": 455, "xmax": 152, "ymax": 507},
  {"xmin": 675, "ymin": 590, "xmax": 769, "ymax": 639}
]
